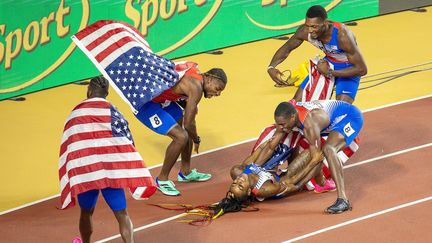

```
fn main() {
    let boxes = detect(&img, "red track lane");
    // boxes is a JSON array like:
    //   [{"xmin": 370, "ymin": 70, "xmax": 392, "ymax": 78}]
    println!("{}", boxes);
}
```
[
  {"xmin": 301, "ymin": 200, "xmax": 432, "ymax": 243},
  {"xmin": 131, "ymin": 148, "xmax": 432, "ymax": 243},
  {"xmin": 0, "ymin": 97, "xmax": 431, "ymax": 242}
]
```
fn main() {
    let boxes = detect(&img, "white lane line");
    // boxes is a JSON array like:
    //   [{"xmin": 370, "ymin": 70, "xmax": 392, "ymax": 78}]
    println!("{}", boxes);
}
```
[
  {"xmin": 282, "ymin": 196, "xmax": 432, "ymax": 243},
  {"xmin": 0, "ymin": 194, "xmax": 60, "ymax": 216},
  {"xmin": 94, "ymin": 142, "xmax": 432, "ymax": 242},
  {"xmin": 344, "ymin": 143, "xmax": 432, "ymax": 169},
  {"xmin": 148, "ymin": 137, "xmax": 257, "ymax": 170},
  {"xmin": 361, "ymin": 94, "xmax": 432, "ymax": 113},
  {"xmin": 1, "ymin": 94, "xmax": 431, "ymax": 215},
  {"xmin": 95, "ymin": 213, "xmax": 187, "ymax": 243}
]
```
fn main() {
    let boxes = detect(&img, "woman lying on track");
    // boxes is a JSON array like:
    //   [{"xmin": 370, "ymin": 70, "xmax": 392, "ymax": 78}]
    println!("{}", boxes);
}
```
[{"xmin": 154, "ymin": 125, "xmax": 336, "ymax": 225}]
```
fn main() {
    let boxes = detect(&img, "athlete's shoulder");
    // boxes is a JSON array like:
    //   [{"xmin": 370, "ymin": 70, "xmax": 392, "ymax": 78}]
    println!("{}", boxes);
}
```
[
  {"xmin": 294, "ymin": 24, "xmax": 309, "ymax": 40},
  {"xmin": 184, "ymin": 67, "xmax": 202, "ymax": 79}
]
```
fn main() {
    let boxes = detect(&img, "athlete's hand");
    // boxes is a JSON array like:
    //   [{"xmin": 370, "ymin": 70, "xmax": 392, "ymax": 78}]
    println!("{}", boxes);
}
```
[
  {"xmin": 193, "ymin": 142, "xmax": 200, "ymax": 154},
  {"xmin": 317, "ymin": 59, "xmax": 330, "ymax": 75},
  {"xmin": 267, "ymin": 67, "xmax": 286, "ymax": 86},
  {"xmin": 193, "ymin": 136, "xmax": 200, "ymax": 154},
  {"xmin": 280, "ymin": 182, "xmax": 298, "ymax": 195}
]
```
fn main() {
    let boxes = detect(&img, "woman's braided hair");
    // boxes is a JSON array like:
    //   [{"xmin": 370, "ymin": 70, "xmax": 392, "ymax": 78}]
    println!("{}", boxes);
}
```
[{"xmin": 151, "ymin": 192, "xmax": 257, "ymax": 226}]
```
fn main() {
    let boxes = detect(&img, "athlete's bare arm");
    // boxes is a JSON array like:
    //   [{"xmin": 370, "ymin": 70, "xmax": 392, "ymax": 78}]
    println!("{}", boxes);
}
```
[
  {"xmin": 254, "ymin": 130, "xmax": 286, "ymax": 166},
  {"xmin": 268, "ymin": 25, "xmax": 308, "ymax": 85},
  {"xmin": 303, "ymin": 110, "xmax": 329, "ymax": 165},
  {"xmin": 256, "ymin": 180, "xmax": 282, "ymax": 199},
  {"xmin": 177, "ymin": 77, "xmax": 203, "ymax": 141},
  {"xmin": 331, "ymin": 25, "xmax": 367, "ymax": 77}
]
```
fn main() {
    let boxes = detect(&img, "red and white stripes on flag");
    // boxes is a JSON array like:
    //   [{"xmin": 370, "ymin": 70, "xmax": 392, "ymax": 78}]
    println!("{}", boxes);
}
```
[
  {"xmin": 72, "ymin": 20, "xmax": 152, "ymax": 70},
  {"xmin": 302, "ymin": 59, "xmax": 335, "ymax": 101},
  {"xmin": 252, "ymin": 124, "xmax": 302, "ymax": 152},
  {"xmin": 59, "ymin": 98, "xmax": 156, "ymax": 209}
]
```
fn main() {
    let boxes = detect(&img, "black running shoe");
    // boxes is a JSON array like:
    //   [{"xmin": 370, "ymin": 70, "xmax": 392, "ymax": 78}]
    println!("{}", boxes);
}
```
[{"xmin": 326, "ymin": 198, "xmax": 352, "ymax": 214}]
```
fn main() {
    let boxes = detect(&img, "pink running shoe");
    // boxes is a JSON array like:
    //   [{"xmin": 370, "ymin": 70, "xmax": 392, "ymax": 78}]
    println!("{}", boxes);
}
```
[
  {"xmin": 314, "ymin": 179, "xmax": 336, "ymax": 193},
  {"xmin": 72, "ymin": 237, "xmax": 83, "ymax": 243}
]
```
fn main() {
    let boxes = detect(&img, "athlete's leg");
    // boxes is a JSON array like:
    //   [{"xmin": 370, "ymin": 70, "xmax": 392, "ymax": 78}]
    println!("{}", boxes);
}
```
[
  {"xmin": 313, "ymin": 169, "xmax": 326, "ymax": 186},
  {"xmin": 176, "ymin": 116, "xmax": 193, "ymax": 176},
  {"xmin": 135, "ymin": 102, "xmax": 188, "ymax": 181},
  {"xmin": 279, "ymin": 159, "xmax": 323, "ymax": 196},
  {"xmin": 101, "ymin": 188, "xmax": 134, "ymax": 243},
  {"xmin": 113, "ymin": 209, "xmax": 134, "ymax": 243},
  {"xmin": 79, "ymin": 208, "xmax": 95, "ymax": 243},
  {"xmin": 159, "ymin": 125, "xmax": 188, "ymax": 180},
  {"xmin": 77, "ymin": 190, "xmax": 99, "ymax": 243},
  {"xmin": 280, "ymin": 149, "xmax": 323, "ymax": 187},
  {"xmin": 322, "ymin": 132, "xmax": 347, "ymax": 200},
  {"xmin": 334, "ymin": 76, "xmax": 360, "ymax": 104},
  {"xmin": 295, "ymin": 163, "xmax": 323, "ymax": 189},
  {"xmin": 162, "ymin": 102, "xmax": 194, "ymax": 176}
]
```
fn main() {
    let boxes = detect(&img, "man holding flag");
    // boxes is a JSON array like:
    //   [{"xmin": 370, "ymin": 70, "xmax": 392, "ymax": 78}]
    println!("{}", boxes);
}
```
[
  {"xmin": 59, "ymin": 76, "xmax": 156, "ymax": 243},
  {"xmin": 267, "ymin": 5, "xmax": 367, "ymax": 103},
  {"xmin": 267, "ymin": 5, "xmax": 367, "ymax": 213},
  {"xmin": 72, "ymin": 20, "xmax": 228, "ymax": 196}
]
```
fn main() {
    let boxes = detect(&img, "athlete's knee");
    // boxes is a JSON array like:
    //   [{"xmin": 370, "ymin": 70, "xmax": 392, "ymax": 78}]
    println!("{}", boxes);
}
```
[
  {"xmin": 80, "ymin": 207, "xmax": 95, "ymax": 217},
  {"xmin": 322, "ymin": 144, "xmax": 337, "ymax": 160},
  {"xmin": 113, "ymin": 209, "xmax": 129, "ymax": 220},
  {"xmin": 169, "ymin": 126, "xmax": 189, "ymax": 145}
]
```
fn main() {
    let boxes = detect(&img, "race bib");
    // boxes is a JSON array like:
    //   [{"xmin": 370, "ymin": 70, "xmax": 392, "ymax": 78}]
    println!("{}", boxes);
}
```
[
  {"xmin": 150, "ymin": 114, "xmax": 163, "ymax": 128},
  {"xmin": 343, "ymin": 122, "xmax": 355, "ymax": 137}
]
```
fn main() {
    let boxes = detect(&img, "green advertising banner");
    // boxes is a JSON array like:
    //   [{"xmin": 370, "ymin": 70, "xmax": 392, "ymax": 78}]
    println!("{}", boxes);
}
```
[{"xmin": 0, "ymin": 0, "xmax": 378, "ymax": 100}]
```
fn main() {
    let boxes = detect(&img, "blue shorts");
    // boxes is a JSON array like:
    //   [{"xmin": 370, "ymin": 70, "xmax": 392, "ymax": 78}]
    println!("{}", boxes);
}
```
[
  {"xmin": 327, "ymin": 104, "xmax": 363, "ymax": 146},
  {"xmin": 135, "ymin": 101, "xmax": 184, "ymax": 135},
  {"xmin": 77, "ymin": 187, "xmax": 126, "ymax": 211},
  {"xmin": 299, "ymin": 58, "xmax": 360, "ymax": 100}
]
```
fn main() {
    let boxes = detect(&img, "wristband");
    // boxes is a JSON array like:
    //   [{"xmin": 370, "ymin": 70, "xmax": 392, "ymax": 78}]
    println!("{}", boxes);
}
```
[
  {"xmin": 267, "ymin": 66, "xmax": 275, "ymax": 70},
  {"xmin": 193, "ymin": 136, "xmax": 201, "ymax": 144},
  {"xmin": 251, "ymin": 188, "xmax": 260, "ymax": 196}
]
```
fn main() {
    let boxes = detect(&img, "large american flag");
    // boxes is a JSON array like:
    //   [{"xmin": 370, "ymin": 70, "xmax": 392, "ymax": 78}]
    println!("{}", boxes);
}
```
[
  {"xmin": 58, "ymin": 98, "xmax": 156, "ymax": 209},
  {"xmin": 71, "ymin": 20, "xmax": 183, "ymax": 114}
]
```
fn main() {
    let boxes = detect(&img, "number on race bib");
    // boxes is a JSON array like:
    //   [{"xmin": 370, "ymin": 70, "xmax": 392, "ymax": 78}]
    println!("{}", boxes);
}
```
[
  {"xmin": 150, "ymin": 114, "xmax": 163, "ymax": 128},
  {"xmin": 343, "ymin": 122, "xmax": 355, "ymax": 137}
]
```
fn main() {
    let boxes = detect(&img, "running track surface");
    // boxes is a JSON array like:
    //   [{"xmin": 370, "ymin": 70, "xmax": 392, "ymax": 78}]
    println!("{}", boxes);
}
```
[{"xmin": 1, "ymin": 97, "xmax": 431, "ymax": 243}]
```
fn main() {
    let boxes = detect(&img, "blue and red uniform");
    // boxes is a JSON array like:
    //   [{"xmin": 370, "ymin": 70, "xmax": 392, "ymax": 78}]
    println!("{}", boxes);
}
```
[
  {"xmin": 300, "ymin": 22, "xmax": 360, "ymax": 100},
  {"xmin": 134, "ymin": 64, "xmax": 201, "ymax": 135},
  {"xmin": 295, "ymin": 100, "xmax": 363, "ymax": 146}
]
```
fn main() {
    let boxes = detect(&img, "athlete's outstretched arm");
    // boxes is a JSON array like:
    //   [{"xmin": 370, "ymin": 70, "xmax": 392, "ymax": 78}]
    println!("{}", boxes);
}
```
[
  {"xmin": 268, "ymin": 25, "xmax": 307, "ymax": 85},
  {"xmin": 254, "ymin": 131, "xmax": 286, "ymax": 166}
]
